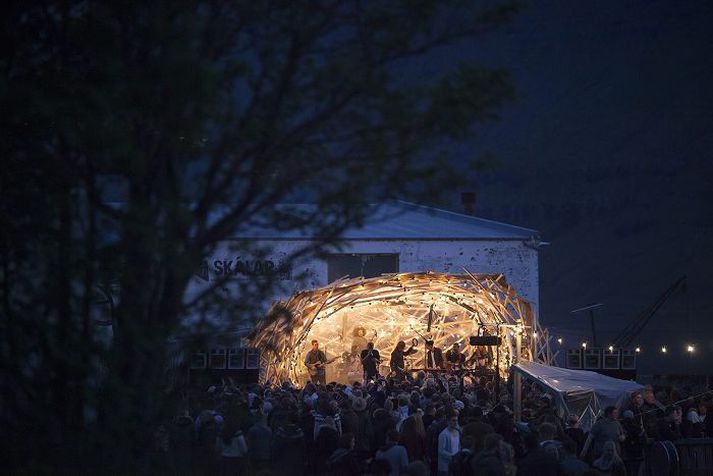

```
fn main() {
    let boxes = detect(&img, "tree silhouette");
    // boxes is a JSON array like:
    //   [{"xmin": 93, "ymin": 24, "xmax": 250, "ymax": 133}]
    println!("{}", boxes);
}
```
[{"xmin": 0, "ymin": 0, "xmax": 518, "ymax": 469}]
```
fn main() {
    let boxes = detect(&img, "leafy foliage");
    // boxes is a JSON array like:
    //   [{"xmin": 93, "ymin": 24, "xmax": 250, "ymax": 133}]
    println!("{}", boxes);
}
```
[{"xmin": 0, "ymin": 0, "xmax": 518, "ymax": 469}]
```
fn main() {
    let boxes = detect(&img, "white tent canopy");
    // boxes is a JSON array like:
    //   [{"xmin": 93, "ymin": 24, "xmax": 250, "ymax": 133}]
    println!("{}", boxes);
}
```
[{"xmin": 513, "ymin": 361, "xmax": 643, "ymax": 431}]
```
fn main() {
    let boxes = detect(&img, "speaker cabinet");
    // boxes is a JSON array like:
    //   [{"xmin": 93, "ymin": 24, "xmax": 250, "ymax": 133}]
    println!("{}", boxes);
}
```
[
  {"xmin": 621, "ymin": 350, "xmax": 637, "ymax": 370},
  {"xmin": 584, "ymin": 348, "xmax": 602, "ymax": 369},
  {"xmin": 566, "ymin": 349, "xmax": 582, "ymax": 369},
  {"xmin": 603, "ymin": 349, "xmax": 621, "ymax": 369},
  {"xmin": 469, "ymin": 336, "xmax": 502, "ymax": 346},
  {"xmin": 246, "ymin": 348, "xmax": 260, "ymax": 369},
  {"xmin": 228, "ymin": 348, "xmax": 245, "ymax": 369},
  {"xmin": 209, "ymin": 348, "xmax": 227, "ymax": 369}
]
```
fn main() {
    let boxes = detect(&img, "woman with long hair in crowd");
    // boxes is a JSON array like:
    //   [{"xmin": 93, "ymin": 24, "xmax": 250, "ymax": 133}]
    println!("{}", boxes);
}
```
[{"xmin": 399, "ymin": 413, "xmax": 427, "ymax": 462}]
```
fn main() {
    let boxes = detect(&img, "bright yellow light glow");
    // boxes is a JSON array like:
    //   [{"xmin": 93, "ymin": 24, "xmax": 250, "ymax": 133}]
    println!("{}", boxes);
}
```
[
  {"xmin": 582, "ymin": 342, "xmax": 587, "ymax": 349},
  {"xmin": 635, "ymin": 347, "xmax": 641, "ymax": 353},
  {"xmin": 661, "ymin": 346, "xmax": 667, "ymax": 353},
  {"xmin": 687, "ymin": 344, "xmax": 695, "ymax": 353},
  {"xmin": 557, "ymin": 337, "xmax": 563, "ymax": 345},
  {"xmin": 251, "ymin": 272, "xmax": 536, "ymax": 384},
  {"xmin": 608, "ymin": 345, "xmax": 614, "ymax": 352}
]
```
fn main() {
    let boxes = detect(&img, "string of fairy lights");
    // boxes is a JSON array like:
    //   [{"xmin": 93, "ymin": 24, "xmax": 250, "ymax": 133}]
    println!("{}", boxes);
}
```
[{"xmin": 553, "ymin": 337, "xmax": 700, "ymax": 356}]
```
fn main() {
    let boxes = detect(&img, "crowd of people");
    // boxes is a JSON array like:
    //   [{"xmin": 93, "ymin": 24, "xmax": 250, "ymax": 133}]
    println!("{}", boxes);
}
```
[{"xmin": 153, "ymin": 369, "xmax": 713, "ymax": 476}]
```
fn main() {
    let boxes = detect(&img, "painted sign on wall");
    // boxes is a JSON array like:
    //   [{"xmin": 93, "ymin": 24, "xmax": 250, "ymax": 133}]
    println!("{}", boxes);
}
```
[{"xmin": 196, "ymin": 257, "xmax": 292, "ymax": 281}]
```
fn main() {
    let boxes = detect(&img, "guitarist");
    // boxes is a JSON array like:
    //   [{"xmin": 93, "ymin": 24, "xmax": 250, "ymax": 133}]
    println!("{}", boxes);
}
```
[{"xmin": 304, "ymin": 339, "xmax": 328, "ymax": 385}]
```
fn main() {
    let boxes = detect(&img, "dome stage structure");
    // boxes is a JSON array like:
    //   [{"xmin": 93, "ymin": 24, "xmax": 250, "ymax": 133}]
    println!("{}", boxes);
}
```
[{"xmin": 250, "ymin": 271, "xmax": 537, "ymax": 385}]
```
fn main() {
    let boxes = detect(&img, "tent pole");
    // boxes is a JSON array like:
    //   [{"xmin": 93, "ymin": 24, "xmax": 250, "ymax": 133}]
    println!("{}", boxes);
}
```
[
  {"xmin": 494, "ymin": 324, "xmax": 501, "ymax": 399},
  {"xmin": 514, "ymin": 328, "xmax": 522, "ymax": 422}
]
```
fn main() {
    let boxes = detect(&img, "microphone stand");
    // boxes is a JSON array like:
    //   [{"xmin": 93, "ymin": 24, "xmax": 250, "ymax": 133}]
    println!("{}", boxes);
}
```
[{"xmin": 409, "ymin": 326, "xmax": 430, "ymax": 369}]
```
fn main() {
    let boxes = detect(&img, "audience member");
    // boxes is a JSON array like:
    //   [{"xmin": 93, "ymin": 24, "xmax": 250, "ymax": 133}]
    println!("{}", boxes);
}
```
[
  {"xmin": 591, "ymin": 440, "xmax": 626, "ymax": 476},
  {"xmin": 399, "ymin": 414, "xmax": 427, "ymax": 462},
  {"xmin": 162, "ymin": 373, "xmax": 713, "ymax": 476},
  {"xmin": 437, "ymin": 411, "xmax": 461, "ymax": 476},
  {"xmin": 375, "ymin": 429, "xmax": 409, "ymax": 476},
  {"xmin": 582, "ymin": 406, "xmax": 624, "ymax": 460},
  {"xmin": 461, "ymin": 406, "xmax": 495, "ymax": 454},
  {"xmin": 559, "ymin": 438, "xmax": 590, "ymax": 476},
  {"xmin": 469, "ymin": 432, "xmax": 506, "ymax": 475},
  {"xmin": 327, "ymin": 432, "xmax": 361, "ymax": 476},
  {"xmin": 517, "ymin": 429, "xmax": 560, "ymax": 476},
  {"xmin": 246, "ymin": 409, "xmax": 272, "ymax": 471}
]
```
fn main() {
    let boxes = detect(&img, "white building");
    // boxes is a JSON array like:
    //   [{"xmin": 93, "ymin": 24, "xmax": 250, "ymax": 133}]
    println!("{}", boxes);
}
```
[{"xmin": 191, "ymin": 201, "xmax": 542, "ymax": 327}]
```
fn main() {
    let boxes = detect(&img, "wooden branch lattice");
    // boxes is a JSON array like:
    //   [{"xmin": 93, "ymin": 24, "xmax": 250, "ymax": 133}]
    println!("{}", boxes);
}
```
[{"xmin": 251, "ymin": 271, "xmax": 537, "ymax": 385}]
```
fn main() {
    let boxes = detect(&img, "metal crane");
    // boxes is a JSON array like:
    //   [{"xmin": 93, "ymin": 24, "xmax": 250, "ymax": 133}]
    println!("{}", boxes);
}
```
[{"xmin": 611, "ymin": 276, "xmax": 687, "ymax": 349}]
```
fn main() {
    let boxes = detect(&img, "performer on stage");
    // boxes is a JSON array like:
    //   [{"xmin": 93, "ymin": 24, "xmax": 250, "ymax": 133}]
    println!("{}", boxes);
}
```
[
  {"xmin": 304, "ymin": 339, "xmax": 327, "ymax": 385},
  {"xmin": 360, "ymin": 342, "xmax": 381, "ymax": 382},
  {"xmin": 352, "ymin": 327, "xmax": 368, "ymax": 351},
  {"xmin": 390, "ymin": 340, "xmax": 418, "ymax": 378},
  {"xmin": 445, "ymin": 342, "xmax": 466, "ymax": 369},
  {"xmin": 471, "ymin": 345, "xmax": 490, "ymax": 368},
  {"xmin": 425, "ymin": 340, "xmax": 444, "ymax": 369}
]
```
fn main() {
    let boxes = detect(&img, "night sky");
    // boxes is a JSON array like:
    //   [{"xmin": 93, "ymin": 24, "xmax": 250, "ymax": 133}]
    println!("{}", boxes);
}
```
[
  {"xmin": 433, "ymin": 1, "xmax": 713, "ymax": 374},
  {"xmin": 61, "ymin": 1, "xmax": 713, "ymax": 375}
]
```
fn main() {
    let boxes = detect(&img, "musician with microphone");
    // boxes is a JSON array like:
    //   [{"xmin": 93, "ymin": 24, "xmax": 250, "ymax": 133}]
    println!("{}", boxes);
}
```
[
  {"xmin": 390, "ymin": 340, "xmax": 418, "ymax": 379},
  {"xmin": 425, "ymin": 340, "xmax": 444, "ymax": 369},
  {"xmin": 360, "ymin": 342, "xmax": 381, "ymax": 382}
]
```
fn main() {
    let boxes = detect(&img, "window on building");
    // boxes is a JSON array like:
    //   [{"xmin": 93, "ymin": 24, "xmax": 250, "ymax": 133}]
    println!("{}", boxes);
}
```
[{"xmin": 327, "ymin": 253, "xmax": 399, "ymax": 282}]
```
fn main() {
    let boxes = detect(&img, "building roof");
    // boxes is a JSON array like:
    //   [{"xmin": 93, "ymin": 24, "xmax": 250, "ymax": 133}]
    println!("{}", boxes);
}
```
[{"xmin": 230, "ymin": 201, "xmax": 538, "ymax": 240}]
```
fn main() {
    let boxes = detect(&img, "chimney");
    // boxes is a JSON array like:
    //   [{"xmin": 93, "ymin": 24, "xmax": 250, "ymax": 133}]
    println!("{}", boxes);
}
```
[{"xmin": 461, "ymin": 191, "xmax": 476, "ymax": 216}]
